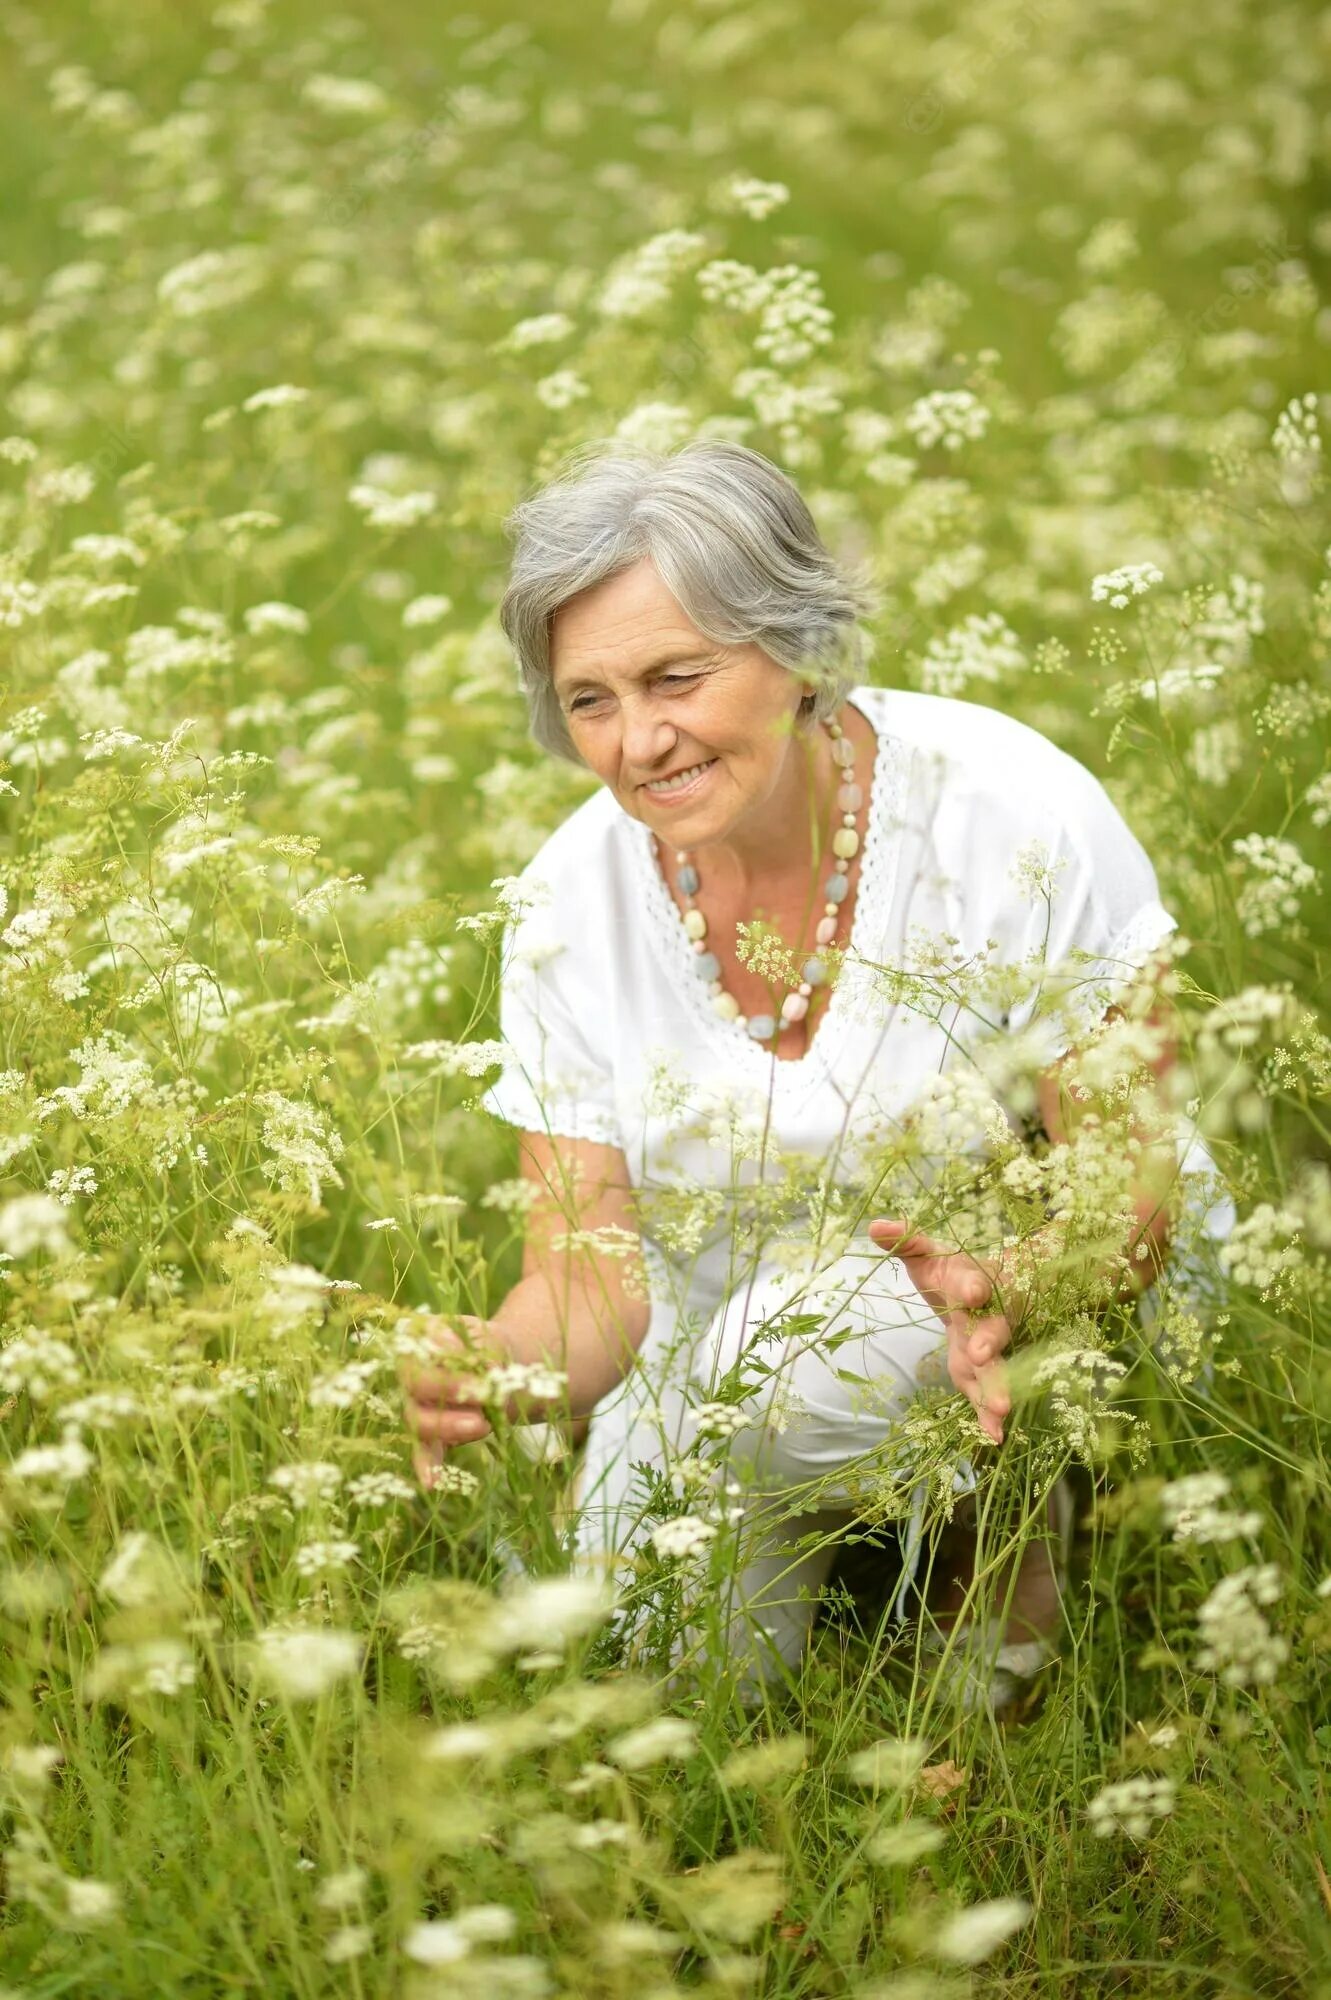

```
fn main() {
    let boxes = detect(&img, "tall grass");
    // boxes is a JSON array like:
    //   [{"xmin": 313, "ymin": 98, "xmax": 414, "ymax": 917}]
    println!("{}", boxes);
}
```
[{"xmin": 0, "ymin": 0, "xmax": 1327, "ymax": 1993}]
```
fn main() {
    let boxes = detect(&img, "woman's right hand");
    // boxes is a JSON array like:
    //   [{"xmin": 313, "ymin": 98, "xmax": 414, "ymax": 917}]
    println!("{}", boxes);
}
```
[{"xmin": 398, "ymin": 1312, "xmax": 496, "ymax": 1490}]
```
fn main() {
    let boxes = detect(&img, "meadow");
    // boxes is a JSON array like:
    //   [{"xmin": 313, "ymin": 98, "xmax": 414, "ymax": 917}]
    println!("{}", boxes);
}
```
[{"xmin": 0, "ymin": 0, "xmax": 1329, "ymax": 1993}]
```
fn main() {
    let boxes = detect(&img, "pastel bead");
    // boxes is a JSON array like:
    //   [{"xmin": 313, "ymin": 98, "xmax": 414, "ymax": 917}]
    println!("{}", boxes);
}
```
[
  {"xmin": 837, "ymin": 783, "xmax": 862, "ymax": 812},
  {"xmin": 712, "ymin": 991, "xmax": 741, "ymax": 1021},
  {"xmin": 677, "ymin": 864, "xmax": 699, "ymax": 894},
  {"xmin": 781, "ymin": 992, "xmax": 808, "ymax": 1023},
  {"xmin": 798, "ymin": 981, "xmax": 813, "ymax": 997},
  {"xmin": 683, "ymin": 908, "xmax": 707, "ymax": 940},
  {"xmin": 746, "ymin": 1014, "xmax": 776, "ymax": 1040},
  {"xmin": 815, "ymin": 916, "xmax": 837, "ymax": 944},
  {"xmin": 823, "ymin": 901, "xmax": 838, "ymax": 918},
  {"xmin": 824, "ymin": 874, "xmax": 849, "ymax": 903},
  {"xmin": 831, "ymin": 737, "xmax": 855, "ymax": 767},
  {"xmin": 803, "ymin": 956, "xmax": 828, "ymax": 985},
  {"xmin": 833, "ymin": 827, "xmax": 860, "ymax": 860},
  {"xmin": 695, "ymin": 951, "xmax": 720, "ymax": 981}
]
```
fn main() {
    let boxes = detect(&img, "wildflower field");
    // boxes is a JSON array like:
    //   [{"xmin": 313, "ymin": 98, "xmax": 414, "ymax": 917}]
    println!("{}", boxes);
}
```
[{"xmin": 1, "ymin": 0, "xmax": 1329, "ymax": 1993}]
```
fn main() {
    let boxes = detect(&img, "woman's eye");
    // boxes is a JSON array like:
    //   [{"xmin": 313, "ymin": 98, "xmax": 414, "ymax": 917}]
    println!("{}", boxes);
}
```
[{"xmin": 661, "ymin": 672, "xmax": 699, "ymax": 689}]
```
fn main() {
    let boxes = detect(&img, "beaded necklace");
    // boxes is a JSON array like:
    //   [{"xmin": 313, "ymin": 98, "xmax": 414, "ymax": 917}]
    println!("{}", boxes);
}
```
[{"xmin": 669, "ymin": 713, "xmax": 861, "ymax": 1044}]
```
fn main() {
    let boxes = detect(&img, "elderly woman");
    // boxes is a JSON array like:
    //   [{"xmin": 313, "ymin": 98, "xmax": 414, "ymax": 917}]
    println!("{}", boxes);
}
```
[{"xmin": 402, "ymin": 438, "xmax": 1231, "ymax": 1704}]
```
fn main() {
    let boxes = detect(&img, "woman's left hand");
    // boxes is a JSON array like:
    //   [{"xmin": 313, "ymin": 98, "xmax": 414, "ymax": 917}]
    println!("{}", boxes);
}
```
[{"xmin": 867, "ymin": 1217, "xmax": 1014, "ymax": 1445}]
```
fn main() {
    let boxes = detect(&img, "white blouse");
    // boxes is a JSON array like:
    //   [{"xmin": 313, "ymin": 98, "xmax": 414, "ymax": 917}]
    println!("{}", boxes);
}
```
[{"xmin": 483, "ymin": 685, "xmax": 1219, "ymax": 1323}]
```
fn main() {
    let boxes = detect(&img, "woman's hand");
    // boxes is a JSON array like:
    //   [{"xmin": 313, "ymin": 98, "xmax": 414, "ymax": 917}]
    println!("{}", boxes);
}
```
[
  {"xmin": 398, "ymin": 1312, "xmax": 497, "ymax": 1491},
  {"xmin": 867, "ymin": 1218, "xmax": 1014, "ymax": 1445}
]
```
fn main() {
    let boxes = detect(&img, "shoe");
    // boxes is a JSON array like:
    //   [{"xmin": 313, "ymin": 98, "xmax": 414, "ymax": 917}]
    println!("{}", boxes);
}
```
[{"xmin": 917, "ymin": 1475, "xmax": 1075, "ymax": 1712}]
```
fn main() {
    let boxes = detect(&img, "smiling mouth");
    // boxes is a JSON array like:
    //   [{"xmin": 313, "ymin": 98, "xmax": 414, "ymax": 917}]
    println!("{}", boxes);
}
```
[{"xmin": 641, "ymin": 757, "xmax": 718, "ymax": 799}]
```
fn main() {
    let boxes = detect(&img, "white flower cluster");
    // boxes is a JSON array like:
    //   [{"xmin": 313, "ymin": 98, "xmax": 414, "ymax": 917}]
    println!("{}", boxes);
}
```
[
  {"xmin": 0, "ymin": 1192, "xmax": 74, "ymax": 1259},
  {"xmin": 1271, "ymin": 390, "xmax": 1321, "ymax": 467},
  {"xmin": 596, "ymin": 229, "xmax": 707, "ymax": 321},
  {"xmin": 1194, "ymin": 573, "xmax": 1265, "ymax": 665},
  {"xmin": 1218, "ymin": 1200, "xmax": 1302, "ymax": 1293},
  {"xmin": 1085, "ymin": 1775, "xmax": 1176, "ymax": 1839},
  {"xmin": 695, "ymin": 256, "xmax": 835, "ymax": 366},
  {"xmin": 1304, "ymin": 772, "xmax": 1331, "ymax": 829},
  {"xmin": 752, "ymin": 263, "xmax": 835, "ymax": 367},
  {"xmin": 718, "ymin": 173, "xmax": 790, "ymax": 220},
  {"xmin": 1158, "ymin": 1471, "xmax": 1263, "ymax": 1545},
  {"xmin": 903, "ymin": 388, "xmax": 991, "ymax": 453},
  {"xmin": 495, "ymin": 311, "xmax": 575, "ymax": 352},
  {"xmin": 252, "ymin": 1625, "xmax": 361, "ymax": 1700},
  {"xmin": 347, "ymin": 484, "xmax": 439, "ymax": 530},
  {"xmin": 45, "ymin": 1160, "xmax": 96, "ymax": 1200},
  {"xmin": 294, "ymin": 1539, "xmax": 360, "ymax": 1576},
  {"xmin": 1091, "ymin": 561, "xmax": 1165, "ymax": 608},
  {"xmin": 308, "ymin": 1359, "xmax": 383, "ymax": 1410},
  {"xmin": 301, "ymin": 74, "xmax": 389, "ymax": 117},
  {"xmin": 916, "ymin": 610, "xmax": 1024, "ymax": 697},
  {"xmin": 400, "ymin": 1036, "xmax": 508, "ymax": 1077},
  {"xmin": 254, "ymin": 1091, "xmax": 346, "ymax": 1207},
  {"xmin": 1194, "ymin": 1563, "xmax": 1288, "ymax": 1686},
  {"xmin": 694, "ymin": 1400, "xmax": 750, "ymax": 1439},
  {"xmin": 244, "ymin": 600, "xmax": 309, "ymax": 636},
  {"xmin": 157, "ymin": 245, "xmax": 266, "ymax": 318},
  {"xmin": 534, "ymin": 369, "xmax": 590, "ymax": 412},
  {"xmin": 481, "ymin": 1360, "xmax": 567, "ymax": 1403},
  {"xmin": 1231, "ymin": 833, "xmax": 1319, "ymax": 937},
  {"xmin": 0, "ymin": 1330, "xmax": 82, "ymax": 1399},
  {"xmin": 649, "ymin": 1514, "xmax": 718, "ymax": 1561},
  {"xmin": 268, "ymin": 1460, "xmax": 343, "ymax": 1505},
  {"xmin": 403, "ymin": 1904, "xmax": 517, "ymax": 1967}
]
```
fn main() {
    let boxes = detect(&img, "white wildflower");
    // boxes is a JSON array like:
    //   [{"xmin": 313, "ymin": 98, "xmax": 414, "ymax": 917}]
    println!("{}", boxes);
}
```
[
  {"xmin": 930, "ymin": 1896, "xmax": 1033, "ymax": 1965},
  {"xmin": 241, "ymin": 384, "xmax": 310, "ymax": 412},
  {"xmin": 1086, "ymin": 1775, "xmax": 1176, "ymax": 1839},
  {"xmin": 348, "ymin": 484, "xmax": 439, "ymax": 530},
  {"xmin": 1231, "ymin": 833, "xmax": 1319, "ymax": 937},
  {"xmin": 903, "ymin": 388, "xmax": 991, "ymax": 453},
  {"xmin": 267, "ymin": 1456, "xmax": 341, "ymax": 1504},
  {"xmin": 716, "ymin": 173, "xmax": 790, "ymax": 220},
  {"xmin": 402, "ymin": 593, "xmax": 452, "ymax": 627},
  {"xmin": 1194, "ymin": 1564, "xmax": 1288, "ymax": 1686},
  {"xmin": 0, "ymin": 1192, "xmax": 73, "ymax": 1256},
  {"xmin": 252, "ymin": 1626, "xmax": 361, "ymax": 1700},
  {"xmin": 244, "ymin": 600, "xmax": 309, "ymax": 636},
  {"xmin": 294, "ymin": 1540, "xmax": 360, "ymax": 1577},
  {"xmin": 607, "ymin": 1715, "xmax": 698, "ymax": 1769},
  {"xmin": 1091, "ymin": 562, "xmax": 1165, "ymax": 608},
  {"xmin": 1159, "ymin": 1471, "xmax": 1263, "ymax": 1545},
  {"xmin": 649, "ymin": 1514, "xmax": 718, "ymax": 1561}
]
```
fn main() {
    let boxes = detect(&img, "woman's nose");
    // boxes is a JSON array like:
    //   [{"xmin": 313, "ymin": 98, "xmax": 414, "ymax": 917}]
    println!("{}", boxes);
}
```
[{"xmin": 620, "ymin": 697, "xmax": 677, "ymax": 772}]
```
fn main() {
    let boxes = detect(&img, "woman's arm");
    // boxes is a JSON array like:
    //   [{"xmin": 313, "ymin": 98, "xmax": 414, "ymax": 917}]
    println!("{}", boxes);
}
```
[
  {"xmin": 870, "ymin": 984, "xmax": 1182, "ymax": 1444},
  {"xmin": 494, "ymin": 1130, "xmax": 652, "ymax": 1409},
  {"xmin": 400, "ymin": 1132, "xmax": 651, "ymax": 1484}
]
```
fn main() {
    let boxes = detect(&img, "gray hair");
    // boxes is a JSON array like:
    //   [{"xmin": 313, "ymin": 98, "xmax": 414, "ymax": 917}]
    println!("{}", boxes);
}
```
[{"xmin": 498, "ymin": 436, "xmax": 882, "ymax": 765}]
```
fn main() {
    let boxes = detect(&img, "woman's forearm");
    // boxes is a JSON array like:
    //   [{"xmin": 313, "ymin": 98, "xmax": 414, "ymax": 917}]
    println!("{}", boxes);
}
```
[{"xmin": 481, "ymin": 1263, "xmax": 651, "ymax": 1420}]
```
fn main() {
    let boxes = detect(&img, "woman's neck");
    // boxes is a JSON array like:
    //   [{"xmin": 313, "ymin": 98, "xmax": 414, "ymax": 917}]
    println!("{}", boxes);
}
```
[{"xmin": 688, "ymin": 702, "xmax": 863, "ymax": 896}]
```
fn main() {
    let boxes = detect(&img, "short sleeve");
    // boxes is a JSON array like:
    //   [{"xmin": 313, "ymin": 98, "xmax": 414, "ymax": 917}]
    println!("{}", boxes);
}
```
[
  {"xmin": 480, "ymin": 879, "xmax": 626, "ymax": 1151},
  {"xmin": 1002, "ymin": 765, "xmax": 1177, "ymax": 1064}
]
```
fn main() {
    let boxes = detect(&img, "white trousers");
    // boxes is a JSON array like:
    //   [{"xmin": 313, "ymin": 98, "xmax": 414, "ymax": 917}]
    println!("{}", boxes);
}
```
[
  {"xmin": 564, "ymin": 1134, "xmax": 1235, "ymax": 1694},
  {"xmin": 571, "ymin": 1238, "xmax": 968, "ymax": 1692}
]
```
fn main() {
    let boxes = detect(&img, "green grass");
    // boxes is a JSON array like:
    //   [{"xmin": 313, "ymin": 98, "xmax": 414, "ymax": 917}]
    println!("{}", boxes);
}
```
[{"xmin": 0, "ymin": 0, "xmax": 1328, "ymax": 1993}]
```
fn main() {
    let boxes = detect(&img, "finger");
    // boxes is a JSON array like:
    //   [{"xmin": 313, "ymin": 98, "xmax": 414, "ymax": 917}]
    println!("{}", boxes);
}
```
[
  {"xmin": 405, "ymin": 1403, "xmax": 493, "ymax": 1446},
  {"xmin": 868, "ymin": 1217, "xmax": 941, "ymax": 1259},
  {"xmin": 399, "ymin": 1363, "xmax": 489, "ymax": 1406},
  {"xmin": 965, "ymin": 1312, "xmax": 1012, "ymax": 1368},
  {"xmin": 413, "ymin": 1441, "xmax": 444, "ymax": 1491},
  {"xmin": 946, "ymin": 1338, "xmax": 1006, "ymax": 1446}
]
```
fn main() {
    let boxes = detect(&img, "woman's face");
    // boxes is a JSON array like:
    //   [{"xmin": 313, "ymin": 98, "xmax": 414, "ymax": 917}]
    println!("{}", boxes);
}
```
[{"xmin": 549, "ymin": 557, "xmax": 808, "ymax": 848}]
